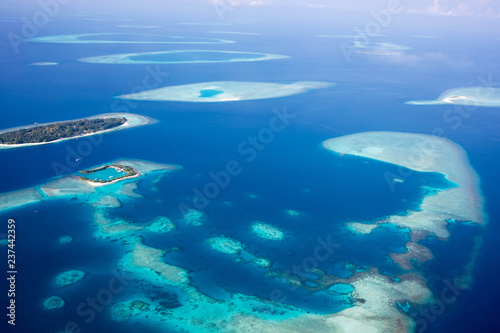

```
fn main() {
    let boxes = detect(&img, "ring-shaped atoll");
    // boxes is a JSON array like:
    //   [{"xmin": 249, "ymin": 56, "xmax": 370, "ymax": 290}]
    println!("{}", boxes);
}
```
[
  {"xmin": 116, "ymin": 81, "xmax": 333, "ymax": 102},
  {"xmin": 406, "ymin": 87, "xmax": 500, "ymax": 107},
  {"xmin": 78, "ymin": 50, "xmax": 289, "ymax": 64},
  {"xmin": 28, "ymin": 33, "xmax": 234, "ymax": 44}
]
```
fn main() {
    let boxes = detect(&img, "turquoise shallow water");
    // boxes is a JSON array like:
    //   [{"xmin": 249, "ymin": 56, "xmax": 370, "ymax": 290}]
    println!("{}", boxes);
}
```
[
  {"xmin": 198, "ymin": 89, "xmax": 224, "ymax": 98},
  {"xmin": 0, "ymin": 8, "xmax": 499, "ymax": 333}
]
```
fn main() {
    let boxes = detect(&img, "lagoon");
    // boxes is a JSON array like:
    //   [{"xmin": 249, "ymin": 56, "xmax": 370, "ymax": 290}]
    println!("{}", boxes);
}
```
[{"xmin": 78, "ymin": 167, "xmax": 128, "ymax": 182}]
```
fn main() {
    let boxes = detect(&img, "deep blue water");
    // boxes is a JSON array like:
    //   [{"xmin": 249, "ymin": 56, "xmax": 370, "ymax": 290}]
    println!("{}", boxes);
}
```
[{"xmin": 0, "ymin": 6, "xmax": 499, "ymax": 333}]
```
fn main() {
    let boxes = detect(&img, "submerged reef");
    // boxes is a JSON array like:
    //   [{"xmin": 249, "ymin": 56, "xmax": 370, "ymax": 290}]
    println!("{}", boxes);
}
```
[
  {"xmin": 285, "ymin": 209, "xmax": 301, "ymax": 216},
  {"xmin": 182, "ymin": 208, "xmax": 205, "ymax": 226},
  {"xmin": 43, "ymin": 296, "xmax": 65, "ymax": 310},
  {"xmin": 346, "ymin": 222, "xmax": 379, "ymax": 234},
  {"xmin": 55, "ymin": 270, "xmax": 86, "ymax": 287},
  {"xmin": 250, "ymin": 222, "xmax": 284, "ymax": 241},
  {"xmin": 316, "ymin": 131, "xmax": 487, "ymax": 332},
  {"xmin": 406, "ymin": 87, "xmax": 500, "ymax": 107},
  {"xmin": 207, "ymin": 236, "xmax": 243, "ymax": 254},
  {"xmin": 0, "ymin": 133, "xmax": 487, "ymax": 332},
  {"xmin": 119, "ymin": 238, "xmax": 189, "ymax": 286},
  {"xmin": 111, "ymin": 299, "xmax": 152, "ymax": 322},
  {"xmin": 116, "ymin": 81, "xmax": 333, "ymax": 102},
  {"xmin": 148, "ymin": 216, "xmax": 176, "ymax": 233},
  {"xmin": 58, "ymin": 236, "xmax": 72, "ymax": 244}
]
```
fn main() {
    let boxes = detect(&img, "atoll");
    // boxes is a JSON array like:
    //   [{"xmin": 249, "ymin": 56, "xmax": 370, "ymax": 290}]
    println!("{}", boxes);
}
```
[
  {"xmin": 116, "ymin": 81, "xmax": 333, "ymax": 102},
  {"xmin": 406, "ymin": 87, "xmax": 500, "ymax": 107},
  {"xmin": 79, "ymin": 50, "xmax": 289, "ymax": 64},
  {"xmin": 0, "ymin": 159, "xmax": 180, "ymax": 211},
  {"xmin": 28, "ymin": 33, "xmax": 234, "ymax": 44}
]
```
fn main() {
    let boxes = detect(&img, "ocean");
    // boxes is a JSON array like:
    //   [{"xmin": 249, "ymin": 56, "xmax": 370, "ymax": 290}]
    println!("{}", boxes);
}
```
[{"xmin": 0, "ymin": 5, "xmax": 499, "ymax": 333}]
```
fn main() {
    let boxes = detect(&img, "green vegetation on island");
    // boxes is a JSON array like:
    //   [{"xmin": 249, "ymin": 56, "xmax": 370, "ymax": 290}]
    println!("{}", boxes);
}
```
[
  {"xmin": 0, "ymin": 117, "xmax": 126, "ymax": 145},
  {"xmin": 78, "ymin": 164, "xmax": 138, "ymax": 184}
]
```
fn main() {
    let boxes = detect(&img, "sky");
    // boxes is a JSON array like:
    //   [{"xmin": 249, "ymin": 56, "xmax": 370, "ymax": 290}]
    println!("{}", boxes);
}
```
[
  {"xmin": 204, "ymin": 0, "xmax": 500, "ymax": 18},
  {"xmin": 3, "ymin": 0, "xmax": 500, "ymax": 19}
]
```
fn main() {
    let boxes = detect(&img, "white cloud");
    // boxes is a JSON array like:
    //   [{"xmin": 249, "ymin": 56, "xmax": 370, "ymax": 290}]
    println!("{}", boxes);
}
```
[
  {"xmin": 194, "ymin": 0, "xmax": 500, "ymax": 18},
  {"xmin": 210, "ymin": 0, "xmax": 269, "ymax": 6},
  {"xmin": 410, "ymin": 0, "xmax": 500, "ymax": 18},
  {"xmin": 378, "ymin": 51, "xmax": 475, "ymax": 70}
]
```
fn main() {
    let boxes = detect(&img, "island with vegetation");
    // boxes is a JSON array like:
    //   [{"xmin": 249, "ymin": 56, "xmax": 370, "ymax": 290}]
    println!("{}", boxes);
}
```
[
  {"xmin": 0, "ymin": 113, "xmax": 157, "ymax": 150},
  {"xmin": 0, "ymin": 117, "xmax": 126, "ymax": 145},
  {"xmin": 78, "ymin": 164, "xmax": 138, "ymax": 185}
]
